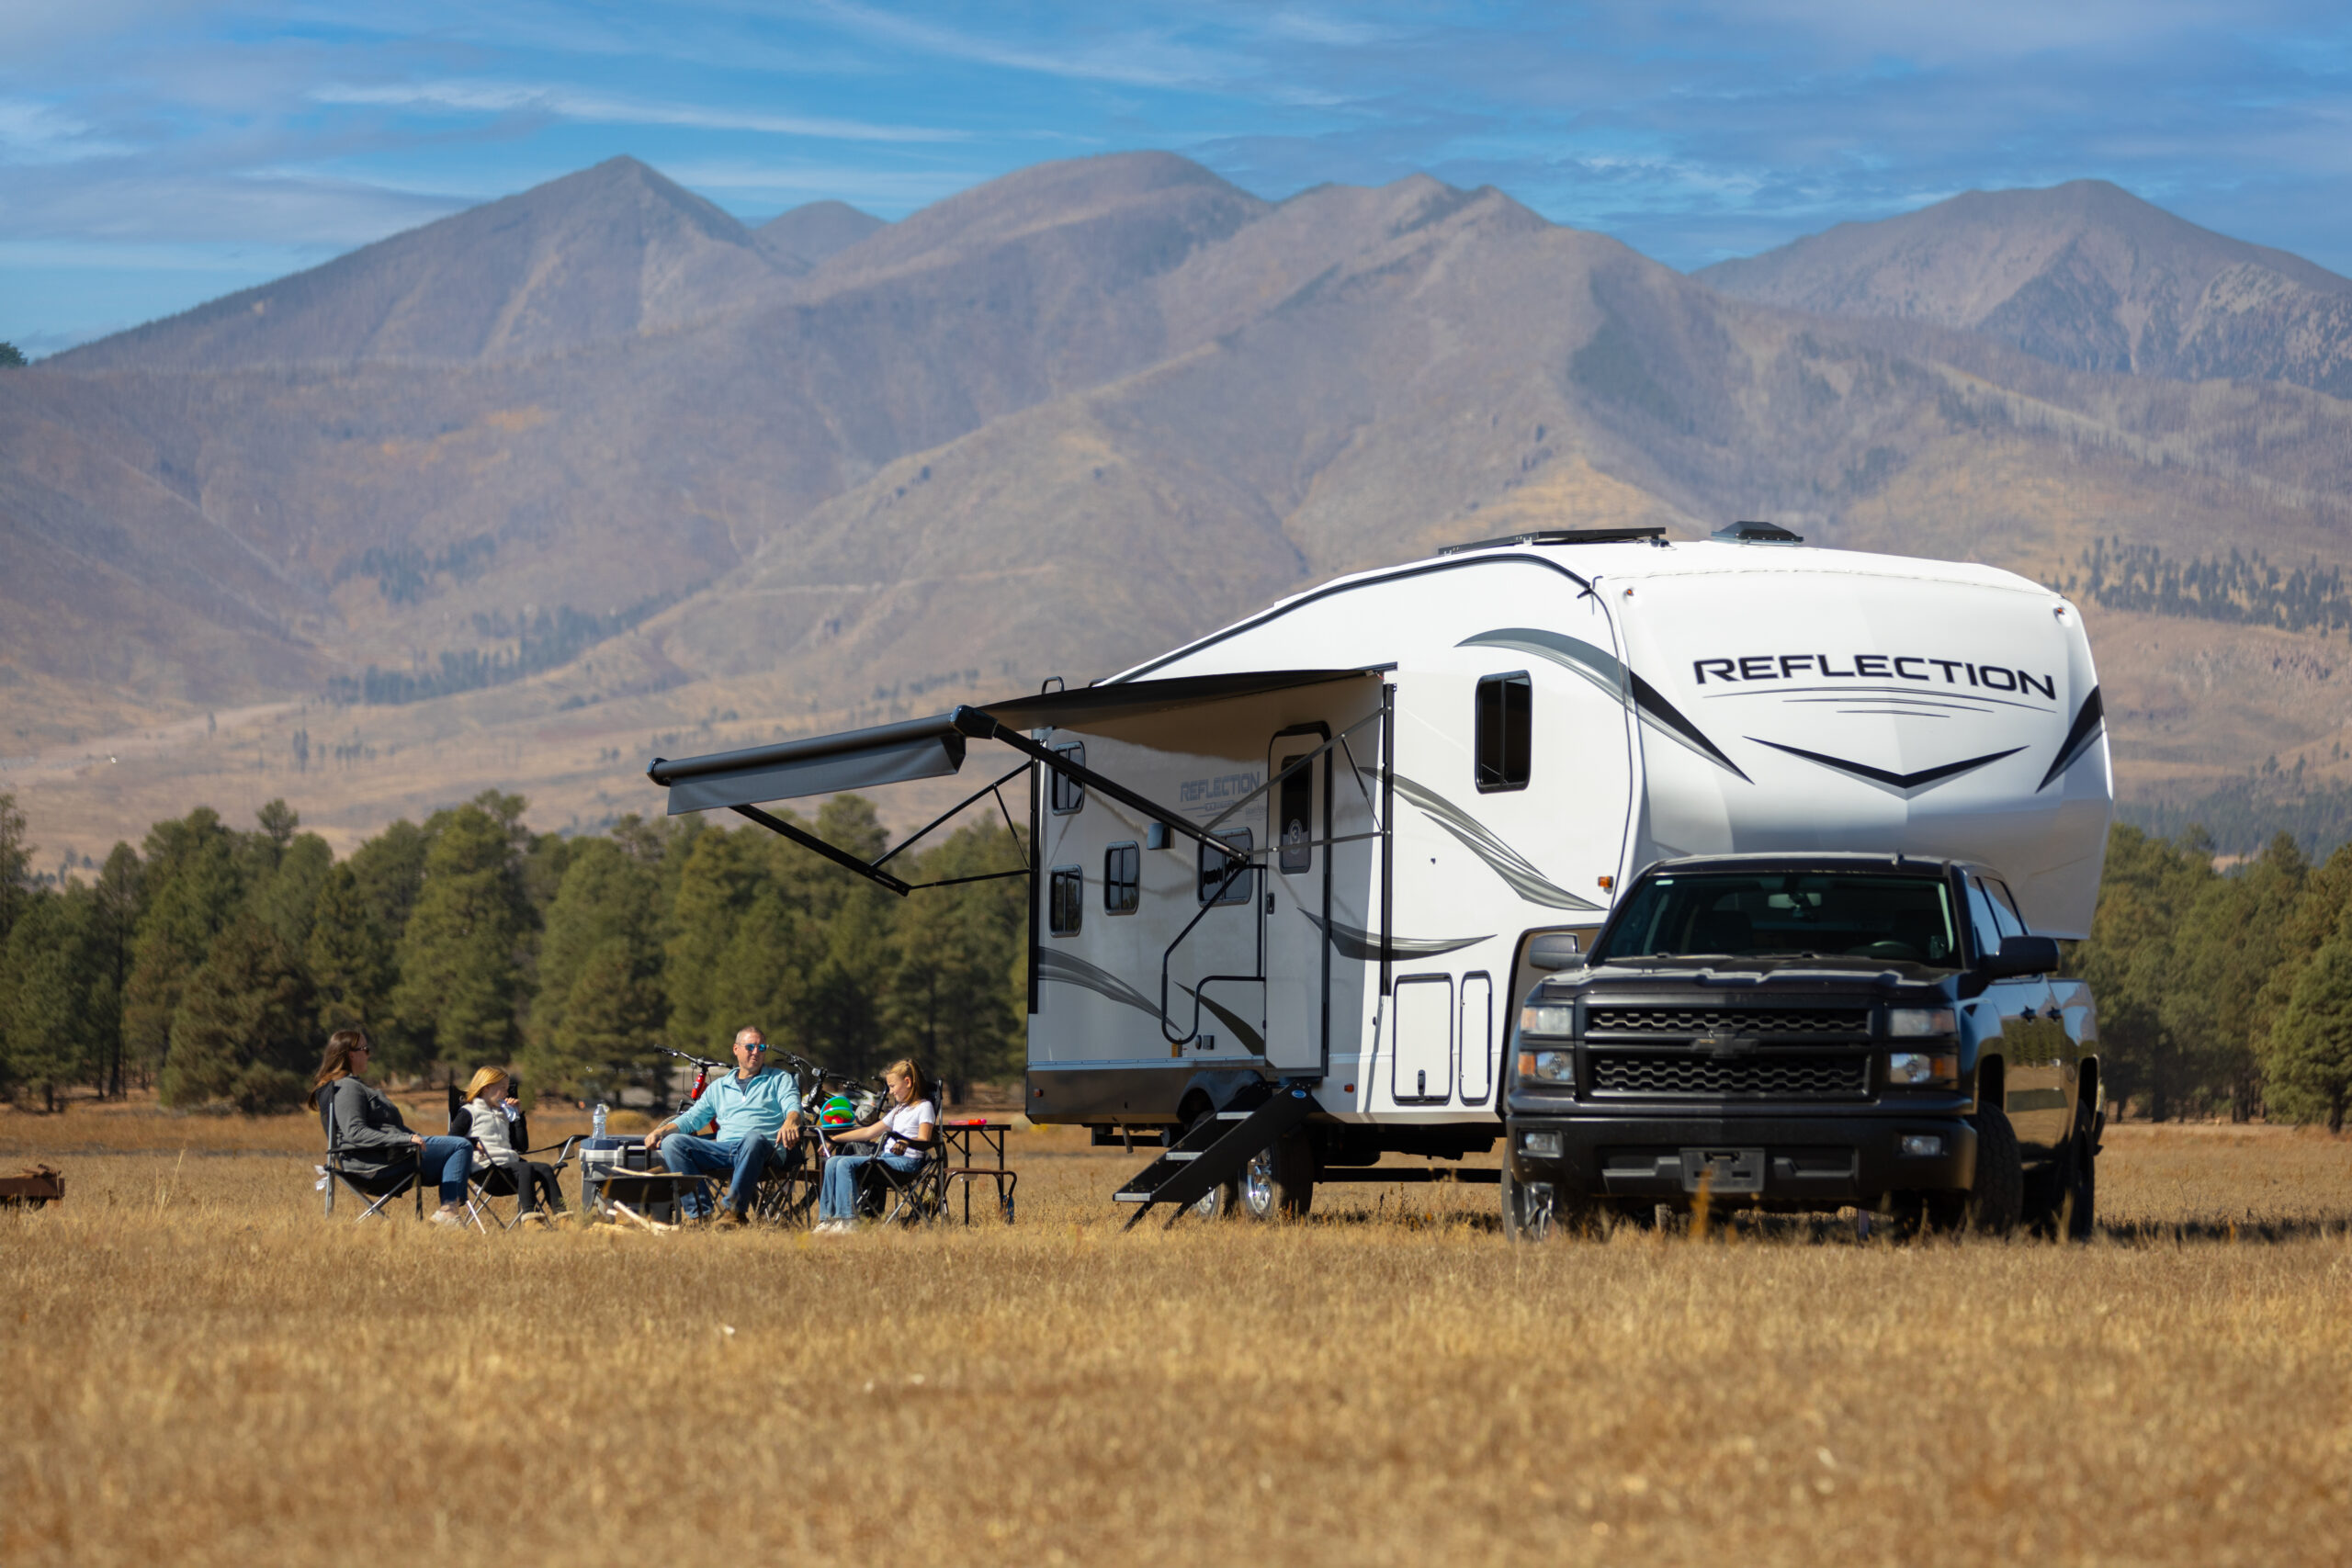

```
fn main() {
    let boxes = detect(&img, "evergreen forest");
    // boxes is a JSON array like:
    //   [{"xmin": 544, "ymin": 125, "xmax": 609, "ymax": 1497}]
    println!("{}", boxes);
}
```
[
  {"xmin": 0, "ymin": 790, "xmax": 2348, "ymax": 1132},
  {"xmin": 0, "ymin": 789, "xmax": 1027, "ymax": 1114}
]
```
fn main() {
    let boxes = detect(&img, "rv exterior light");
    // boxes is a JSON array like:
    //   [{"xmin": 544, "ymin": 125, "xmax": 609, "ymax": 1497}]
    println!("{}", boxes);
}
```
[
  {"xmin": 1521, "ymin": 1005, "xmax": 1574, "ymax": 1038},
  {"xmin": 1899, "ymin": 1134, "xmax": 1946, "ymax": 1158},
  {"xmin": 1884, "ymin": 1052, "xmax": 1959, "ymax": 1089},
  {"xmin": 1521, "ymin": 1131, "xmax": 1565, "ymax": 1158},
  {"xmin": 1884, "ymin": 1008, "xmax": 1956, "ymax": 1038}
]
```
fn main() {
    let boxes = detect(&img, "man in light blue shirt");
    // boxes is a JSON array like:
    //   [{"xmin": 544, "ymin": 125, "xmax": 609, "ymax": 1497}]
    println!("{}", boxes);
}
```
[{"xmin": 643, "ymin": 1025, "xmax": 803, "ymax": 1224}]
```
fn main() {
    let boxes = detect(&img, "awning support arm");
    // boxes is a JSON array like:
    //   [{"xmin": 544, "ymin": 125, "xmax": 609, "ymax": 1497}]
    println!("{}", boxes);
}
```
[
  {"xmin": 729, "ymin": 805, "xmax": 913, "ymax": 897},
  {"xmin": 951, "ymin": 706, "xmax": 1225, "ymax": 853},
  {"xmin": 871, "ymin": 761, "xmax": 1031, "ymax": 871},
  {"xmin": 1199, "ymin": 710, "xmax": 1385, "ymax": 837}
]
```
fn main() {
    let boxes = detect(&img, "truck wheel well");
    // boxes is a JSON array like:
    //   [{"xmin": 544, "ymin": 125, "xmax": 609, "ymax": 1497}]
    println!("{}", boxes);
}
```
[
  {"xmin": 2078, "ymin": 1060, "xmax": 2099, "ymax": 1124},
  {"xmin": 1977, "ymin": 1055, "xmax": 2005, "ymax": 1111}
]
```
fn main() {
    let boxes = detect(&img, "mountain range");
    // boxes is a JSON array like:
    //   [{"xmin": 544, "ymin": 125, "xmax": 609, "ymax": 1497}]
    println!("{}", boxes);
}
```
[{"xmin": 6, "ymin": 152, "xmax": 2351, "ymax": 863}]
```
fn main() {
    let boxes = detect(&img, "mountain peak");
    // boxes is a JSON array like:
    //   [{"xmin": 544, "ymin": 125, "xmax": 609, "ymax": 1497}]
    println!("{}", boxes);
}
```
[
  {"xmin": 1698, "ymin": 179, "xmax": 2352, "ymax": 393},
  {"xmin": 55, "ymin": 157, "xmax": 782, "ymax": 372}
]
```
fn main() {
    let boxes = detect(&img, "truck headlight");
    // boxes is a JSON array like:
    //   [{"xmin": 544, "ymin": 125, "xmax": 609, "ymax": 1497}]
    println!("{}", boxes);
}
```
[
  {"xmin": 1884, "ymin": 1051, "xmax": 1959, "ymax": 1088},
  {"xmin": 1520, "ymin": 1005, "xmax": 1574, "ymax": 1037},
  {"xmin": 1884, "ymin": 1007, "xmax": 1956, "ymax": 1038},
  {"xmin": 1521, "ymin": 1131, "xmax": 1564, "ymax": 1158},
  {"xmin": 1513, "ymin": 1050, "xmax": 1574, "ymax": 1083}
]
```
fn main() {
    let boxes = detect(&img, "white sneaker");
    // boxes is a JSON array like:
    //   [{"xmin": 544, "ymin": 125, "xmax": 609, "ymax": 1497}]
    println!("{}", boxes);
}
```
[{"xmin": 428, "ymin": 1208, "xmax": 466, "ymax": 1227}]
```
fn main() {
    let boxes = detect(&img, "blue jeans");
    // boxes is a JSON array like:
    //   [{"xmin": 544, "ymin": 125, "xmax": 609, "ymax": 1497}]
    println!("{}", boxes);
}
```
[
  {"xmin": 820, "ymin": 1153, "xmax": 922, "ymax": 1221},
  {"xmin": 660, "ymin": 1133, "xmax": 793, "ymax": 1218},
  {"xmin": 419, "ymin": 1135, "xmax": 471, "ymax": 1204}
]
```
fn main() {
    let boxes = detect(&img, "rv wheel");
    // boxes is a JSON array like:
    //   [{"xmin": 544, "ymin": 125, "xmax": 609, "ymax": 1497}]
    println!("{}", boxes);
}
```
[{"xmin": 1238, "ymin": 1127, "xmax": 1315, "ymax": 1221}]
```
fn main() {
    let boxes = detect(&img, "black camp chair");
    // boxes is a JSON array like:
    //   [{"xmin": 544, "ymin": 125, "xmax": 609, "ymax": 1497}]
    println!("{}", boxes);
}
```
[
  {"xmin": 314, "ymin": 1083, "xmax": 424, "ymax": 1222},
  {"xmin": 863, "ymin": 1134, "xmax": 951, "ymax": 1227},
  {"xmin": 447, "ymin": 1100, "xmax": 582, "ymax": 1230}
]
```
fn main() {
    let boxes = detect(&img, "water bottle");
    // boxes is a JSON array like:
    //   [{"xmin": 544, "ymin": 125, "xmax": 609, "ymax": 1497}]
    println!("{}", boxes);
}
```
[{"xmin": 593, "ymin": 1102, "xmax": 608, "ymax": 1139}]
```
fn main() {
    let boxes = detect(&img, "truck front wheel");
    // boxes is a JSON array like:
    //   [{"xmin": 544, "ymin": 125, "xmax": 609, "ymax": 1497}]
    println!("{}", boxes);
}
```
[{"xmin": 1917, "ymin": 1103, "xmax": 2021, "ymax": 1235}]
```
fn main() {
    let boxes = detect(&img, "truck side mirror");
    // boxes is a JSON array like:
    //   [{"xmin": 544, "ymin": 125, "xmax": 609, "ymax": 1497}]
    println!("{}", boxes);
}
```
[
  {"xmin": 1526, "ymin": 933, "xmax": 1583, "ymax": 971},
  {"xmin": 1983, "ymin": 934, "xmax": 2058, "ymax": 978}
]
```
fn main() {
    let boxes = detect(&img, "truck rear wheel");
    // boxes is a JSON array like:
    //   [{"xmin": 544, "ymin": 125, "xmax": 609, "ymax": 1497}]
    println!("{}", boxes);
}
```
[{"xmin": 1238, "ymin": 1127, "xmax": 1314, "ymax": 1221}]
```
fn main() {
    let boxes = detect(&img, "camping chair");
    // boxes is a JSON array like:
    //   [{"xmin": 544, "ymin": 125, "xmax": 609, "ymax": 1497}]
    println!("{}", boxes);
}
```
[
  {"xmin": 864, "ymin": 1134, "xmax": 951, "ymax": 1227},
  {"xmin": 315, "ymin": 1084, "xmax": 424, "ymax": 1222},
  {"xmin": 748, "ymin": 1143, "xmax": 820, "ymax": 1227},
  {"xmin": 447, "ymin": 1102, "xmax": 582, "ymax": 1230}
]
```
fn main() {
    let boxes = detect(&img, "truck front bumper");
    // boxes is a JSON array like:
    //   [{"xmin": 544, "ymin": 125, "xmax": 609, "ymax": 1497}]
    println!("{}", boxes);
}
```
[{"xmin": 1507, "ymin": 1108, "xmax": 1976, "ymax": 1206}]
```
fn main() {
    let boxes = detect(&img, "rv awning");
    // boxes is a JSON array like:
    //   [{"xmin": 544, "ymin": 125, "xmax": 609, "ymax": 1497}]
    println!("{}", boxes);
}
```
[
  {"xmin": 649, "ymin": 715, "xmax": 966, "ymax": 815},
  {"xmin": 975, "ymin": 667, "xmax": 1382, "ymax": 730},
  {"xmin": 647, "ymin": 668, "xmax": 1382, "ymax": 815}
]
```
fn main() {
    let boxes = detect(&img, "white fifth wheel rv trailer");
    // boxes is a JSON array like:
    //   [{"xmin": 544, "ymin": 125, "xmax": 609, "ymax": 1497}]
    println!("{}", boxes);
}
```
[{"xmin": 646, "ymin": 524, "xmax": 2112, "ymax": 1229}]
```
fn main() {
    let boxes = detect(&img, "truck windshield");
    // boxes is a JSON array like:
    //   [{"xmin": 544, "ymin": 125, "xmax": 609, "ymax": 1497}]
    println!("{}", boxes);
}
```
[{"xmin": 1592, "ymin": 871, "xmax": 1961, "ymax": 967}]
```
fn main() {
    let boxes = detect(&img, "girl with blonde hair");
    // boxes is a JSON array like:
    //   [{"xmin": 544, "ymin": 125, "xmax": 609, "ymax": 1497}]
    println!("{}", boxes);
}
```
[
  {"xmin": 459, "ymin": 1066, "xmax": 566, "ymax": 1223},
  {"xmin": 815, "ymin": 1057, "xmax": 936, "ymax": 1233}
]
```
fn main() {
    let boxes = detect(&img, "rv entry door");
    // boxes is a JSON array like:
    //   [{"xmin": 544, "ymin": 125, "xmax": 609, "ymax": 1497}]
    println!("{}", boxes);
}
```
[{"xmin": 1263, "ymin": 728, "xmax": 1331, "ymax": 1076}]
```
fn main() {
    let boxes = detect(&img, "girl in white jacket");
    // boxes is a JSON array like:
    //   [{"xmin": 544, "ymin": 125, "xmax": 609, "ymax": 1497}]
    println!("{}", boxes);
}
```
[{"xmin": 461, "ymin": 1067, "xmax": 567, "ymax": 1222}]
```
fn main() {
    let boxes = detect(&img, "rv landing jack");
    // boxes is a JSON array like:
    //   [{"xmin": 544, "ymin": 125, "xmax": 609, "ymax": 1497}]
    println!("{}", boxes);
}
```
[{"xmin": 1114, "ymin": 1083, "xmax": 1315, "ymax": 1230}]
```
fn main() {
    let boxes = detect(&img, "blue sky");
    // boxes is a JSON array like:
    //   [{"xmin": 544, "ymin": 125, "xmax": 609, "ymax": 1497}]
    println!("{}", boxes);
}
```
[{"xmin": 6, "ymin": 1, "xmax": 2352, "ymax": 355}]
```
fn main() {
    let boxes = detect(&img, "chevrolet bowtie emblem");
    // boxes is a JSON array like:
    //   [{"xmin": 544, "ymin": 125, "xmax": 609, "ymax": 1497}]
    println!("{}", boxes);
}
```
[{"xmin": 1694, "ymin": 1034, "xmax": 1757, "ymax": 1058}]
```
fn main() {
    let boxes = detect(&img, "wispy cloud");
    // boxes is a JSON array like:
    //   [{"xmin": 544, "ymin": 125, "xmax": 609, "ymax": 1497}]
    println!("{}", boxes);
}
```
[{"xmin": 309, "ymin": 79, "xmax": 966, "ymax": 142}]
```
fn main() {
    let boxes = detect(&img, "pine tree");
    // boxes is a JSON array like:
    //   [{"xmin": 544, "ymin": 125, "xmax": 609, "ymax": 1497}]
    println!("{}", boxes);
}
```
[
  {"xmin": 90, "ymin": 843, "xmax": 141, "ymax": 1098},
  {"xmin": 252, "ymin": 829, "xmax": 334, "ymax": 953},
  {"xmin": 160, "ymin": 912, "xmax": 314, "ymax": 1111},
  {"xmin": 122, "ymin": 808, "xmax": 243, "ymax": 1082},
  {"xmin": 887, "ymin": 820, "xmax": 1028, "ymax": 1101},
  {"xmin": 2266, "ymin": 907, "xmax": 2352, "ymax": 1133},
  {"xmin": 2166, "ymin": 832, "xmax": 2307, "ymax": 1118},
  {"xmin": 527, "ymin": 838, "xmax": 665, "ymax": 1090},
  {"xmin": 0, "ymin": 789, "xmax": 30, "ymax": 945},
  {"xmin": 2075, "ymin": 825, "xmax": 2213, "ymax": 1119},
  {"xmin": 348, "ymin": 818, "xmax": 430, "ymax": 936},
  {"xmin": 2, "ymin": 888, "xmax": 109, "ymax": 1111},
  {"xmin": 307, "ymin": 861, "xmax": 400, "ymax": 1048},
  {"xmin": 664, "ymin": 827, "xmax": 762, "ymax": 1052},
  {"xmin": 390, "ymin": 800, "xmax": 530, "ymax": 1069},
  {"xmin": 707, "ymin": 887, "xmax": 817, "ymax": 1057}
]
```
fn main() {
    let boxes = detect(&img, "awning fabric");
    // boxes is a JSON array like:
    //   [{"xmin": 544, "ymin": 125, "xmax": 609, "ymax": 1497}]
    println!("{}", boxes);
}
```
[
  {"xmin": 647, "ymin": 668, "xmax": 1382, "ymax": 815},
  {"xmin": 973, "ymin": 668, "xmax": 1380, "ymax": 730},
  {"xmin": 649, "ymin": 716, "xmax": 965, "ymax": 815}
]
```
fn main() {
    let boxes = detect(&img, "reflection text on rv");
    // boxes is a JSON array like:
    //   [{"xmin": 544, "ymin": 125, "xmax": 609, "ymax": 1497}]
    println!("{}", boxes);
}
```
[{"xmin": 1690, "ymin": 656, "xmax": 2055, "ymax": 699}]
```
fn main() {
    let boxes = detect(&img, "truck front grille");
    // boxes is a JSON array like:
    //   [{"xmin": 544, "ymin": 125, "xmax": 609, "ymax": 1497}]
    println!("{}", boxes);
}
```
[
  {"xmin": 1586, "ymin": 1006, "xmax": 1869, "ymax": 1037},
  {"xmin": 1588, "ymin": 1051, "xmax": 1869, "ymax": 1100}
]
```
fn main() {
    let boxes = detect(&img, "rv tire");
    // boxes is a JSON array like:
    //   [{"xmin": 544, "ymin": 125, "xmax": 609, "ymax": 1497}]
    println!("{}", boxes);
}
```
[
  {"xmin": 1178, "ymin": 1100, "xmax": 1238, "ymax": 1222},
  {"xmin": 1238, "ymin": 1127, "xmax": 1314, "ymax": 1221}
]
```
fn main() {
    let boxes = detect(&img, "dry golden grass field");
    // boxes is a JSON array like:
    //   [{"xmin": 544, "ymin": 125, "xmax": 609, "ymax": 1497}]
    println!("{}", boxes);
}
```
[{"xmin": 4, "ymin": 1104, "xmax": 2349, "ymax": 1568}]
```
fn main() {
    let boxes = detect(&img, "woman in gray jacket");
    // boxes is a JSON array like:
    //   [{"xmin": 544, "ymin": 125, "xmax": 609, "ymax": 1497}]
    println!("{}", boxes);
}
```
[{"xmin": 314, "ymin": 1030, "xmax": 474, "ymax": 1224}]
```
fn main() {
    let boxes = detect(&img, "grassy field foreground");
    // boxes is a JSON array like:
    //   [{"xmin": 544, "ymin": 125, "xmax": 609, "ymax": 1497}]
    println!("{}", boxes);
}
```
[{"xmin": 2, "ymin": 1114, "xmax": 2349, "ymax": 1567}]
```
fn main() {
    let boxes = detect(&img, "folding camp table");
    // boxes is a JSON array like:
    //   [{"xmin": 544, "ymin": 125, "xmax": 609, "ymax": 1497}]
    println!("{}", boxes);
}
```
[{"xmin": 937, "ymin": 1120, "xmax": 1018, "ymax": 1224}]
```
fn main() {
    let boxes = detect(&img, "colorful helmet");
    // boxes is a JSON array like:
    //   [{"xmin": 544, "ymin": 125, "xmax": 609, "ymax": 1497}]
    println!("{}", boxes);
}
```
[{"xmin": 819, "ymin": 1094, "xmax": 856, "ymax": 1127}]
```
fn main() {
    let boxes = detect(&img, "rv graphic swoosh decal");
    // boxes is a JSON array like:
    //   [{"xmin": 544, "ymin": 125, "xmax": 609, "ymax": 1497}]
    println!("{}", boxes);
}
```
[
  {"xmin": 1035, "ymin": 949, "xmax": 1160, "ymax": 1021},
  {"xmin": 1300, "ymin": 910, "xmax": 1491, "ymax": 963},
  {"xmin": 1458, "ymin": 627, "xmax": 1626, "ymax": 698},
  {"xmin": 1175, "ymin": 984, "xmax": 1266, "ymax": 1056},
  {"xmin": 1459, "ymin": 626, "xmax": 1750, "ymax": 783},
  {"xmin": 2036, "ymin": 687, "xmax": 2104, "ymax": 792},
  {"xmin": 1629, "ymin": 672, "xmax": 1751, "ymax": 782},
  {"xmin": 1750, "ymin": 739, "xmax": 2025, "ymax": 799},
  {"xmin": 1363, "ymin": 769, "xmax": 1601, "ymax": 911}
]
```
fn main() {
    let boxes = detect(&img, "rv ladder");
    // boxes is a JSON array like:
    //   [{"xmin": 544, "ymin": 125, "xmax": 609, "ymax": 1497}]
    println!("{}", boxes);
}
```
[{"xmin": 1113, "ymin": 1084, "xmax": 1314, "ymax": 1231}]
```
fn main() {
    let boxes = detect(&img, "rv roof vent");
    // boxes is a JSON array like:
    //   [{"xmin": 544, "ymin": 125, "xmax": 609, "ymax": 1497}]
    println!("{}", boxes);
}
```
[
  {"xmin": 1713, "ymin": 521, "xmax": 1804, "ymax": 544},
  {"xmin": 1438, "ymin": 527, "xmax": 1667, "ymax": 556}
]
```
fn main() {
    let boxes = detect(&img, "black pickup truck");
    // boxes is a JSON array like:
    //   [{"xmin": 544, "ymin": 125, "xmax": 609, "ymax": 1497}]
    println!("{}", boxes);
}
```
[{"xmin": 1501, "ymin": 853, "xmax": 2100, "ymax": 1239}]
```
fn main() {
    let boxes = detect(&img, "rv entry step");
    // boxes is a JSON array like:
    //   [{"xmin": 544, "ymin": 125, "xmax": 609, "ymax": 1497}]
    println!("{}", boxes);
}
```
[{"xmin": 1114, "ymin": 1084, "xmax": 1315, "ymax": 1230}]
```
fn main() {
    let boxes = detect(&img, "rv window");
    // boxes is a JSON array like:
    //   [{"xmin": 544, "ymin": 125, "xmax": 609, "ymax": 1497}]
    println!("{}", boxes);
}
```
[
  {"xmin": 1198, "ymin": 829, "xmax": 1254, "ymax": 906},
  {"xmin": 1475, "ymin": 673, "xmax": 1532, "ymax": 793},
  {"xmin": 1276, "ymin": 755, "xmax": 1313, "ymax": 874},
  {"xmin": 1104, "ymin": 842, "xmax": 1140, "ymax": 914},
  {"xmin": 1049, "ymin": 866, "xmax": 1083, "ymax": 934},
  {"xmin": 1049, "ymin": 742, "xmax": 1086, "ymax": 813}
]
